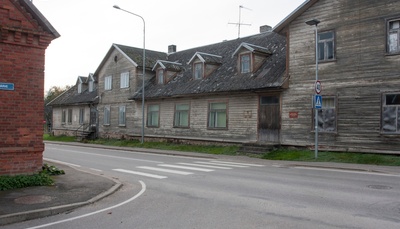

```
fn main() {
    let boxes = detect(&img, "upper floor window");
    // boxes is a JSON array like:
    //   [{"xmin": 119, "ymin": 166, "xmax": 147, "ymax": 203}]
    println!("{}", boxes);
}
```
[
  {"xmin": 240, "ymin": 54, "xmax": 251, "ymax": 73},
  {"xmin": 147, "ymin": 104, "xmax": 160, "ymax": 127},
  {"xmin": 89, "ymin": 80, "xmax": 94, "ymax": 92},
  {"xmin": 157, "ymin": 69, "xmax": 164, "ymax": 84},
  {"xmin": 105, "ymin": 76, "xmax": 112, "ymax": 90},
  {"xmin": 120, "ymin": 72, "xmax": 129, "ymax": 88},
  {"xmin": 313, "ymin": 96, "xmax": 336, "ymax": 132},
  {"xmin": 174, "ymin": 104, "xmax": 189, "ymax": 128},
  {"xmin": 318, "ymin": 31, "xmax": 335, "ymax": 61},
  {"xmin": 208, "ymin": 102, "xmax": 227, "ymax": 129},
  {"xmin": 194, "ymin": 62, "xmax": 203, "ymax": 80},
  {"xmin": 382, "ymin": 93, "xmax": 400, "ymax": 133},
  {"xmin": 78, "ymin": 82, "xmax": 82, "ymax": 94},
  {"xmin": 388, "ymin": 19, "xmax": 400, "ymax": 54}
]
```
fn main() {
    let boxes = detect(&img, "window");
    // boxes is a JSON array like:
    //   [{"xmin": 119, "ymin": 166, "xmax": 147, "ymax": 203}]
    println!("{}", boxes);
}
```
[
  {"xmin": 89, "ymin": 80, "xmax": 94, "ymax": 92},
  {"xmin": 208, "ymin": 102, "xmax": 227, "ymax": 128},
  {"xmin": 119, "ymin": 106, "xmax": 126, "ymax": 126},
  {"xmin": 67, "ymin": 109, "xmax": 73, "ymax": 124},
  {"xmin": 194, "ymin": 62, "xmax": 203, "ymax": 80},
  {"xmin": 78, "ymin": 82, "xmax": 82, "ymax": 94},
  {"xmin": 79, "ymin": 108, "xmax": 85, "ymax": 124},
  {"xmin": 157, "ymin": 69, "xmax": 164, "ymax": 84},
  {"xmin": 174, "ymin": 104, "xmax": 189, "ymax": 127},
  {"xmin": 105, "ymin": 76, "xmax": 112, "ymax": 90},
  {"xmin": 313, "ymin": 97, "xmax": 336, "ymax": 132},
  {"xmin": 120, "ymin": 72, "xmax": 129, "ymax": 88},
  {"xmin": 318, "ymin": 31, "xmax": 335, "ymax": 61},
  {"xmin": 382, "ymin": 93, "xmax": 400, "ymax": 133},
  {"xmin": 240, "ymin": 54, "xmax": 251, "ymax": 73},
  {"xmin": 104, "ymin": 106, "xmax": 110, "ymax": 125},
  {"xmin": 388, "ymin": 19, "xmax": 400, "ymax": 54},
  {"xmin": 147, "ymin": 104, "xmax": 159, "ymax": 127},
  {"xmin": 62, "ymin": 109, "xmax": 66, "ymax": 124}
]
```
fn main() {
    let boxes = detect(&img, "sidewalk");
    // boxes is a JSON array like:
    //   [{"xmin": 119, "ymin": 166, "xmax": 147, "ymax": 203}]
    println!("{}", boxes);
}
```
[{"xmin": 0, "ymin": 141, "xmax": 399, "ymax": 226}]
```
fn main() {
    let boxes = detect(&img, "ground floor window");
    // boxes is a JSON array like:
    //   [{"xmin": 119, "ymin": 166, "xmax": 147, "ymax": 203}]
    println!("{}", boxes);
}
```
[
  {"xmin": 67, "ymin": 109, "xmax": 73, "ymax": 124},
  {"xmin": 119, "ymin": 106, "xmax": 126, "ymax": 126},
  {"xmin": 174, "ymin": 104, "xmax": 189, "ymax": 127},
  {"xmin": 382, "ymin": 93, "xmax": 400, "ymax": 133},
  {"xmin": 208, "ymin": 102, "xmax": 227, "ymax": 129},
  {"xmin": 313, "ymin": 96, "xmax": 336, "ymax": 132},
  {"xmin": 147, "ymin": 104, "xmax": 159, "ymax": 127},
  {"xmin": 62, "ymin": 109, "xmax": 66, "ymax": 124},
  {"xmin": 79, "ymin": 108, "xmax": 85, "ymax": 124},
  {"xmin": 104, "ymin": 106, "xmax": 110, "ymax": 125}
]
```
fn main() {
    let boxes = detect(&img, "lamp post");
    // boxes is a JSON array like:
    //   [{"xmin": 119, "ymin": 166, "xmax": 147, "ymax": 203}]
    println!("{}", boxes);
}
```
[
  {"xmin": 113, "ymin": 5, "xmax": 146, "ymax": 144},
  {"xmin": 306, "ymin": 19, "xmax": 320, "ymax": 159}
]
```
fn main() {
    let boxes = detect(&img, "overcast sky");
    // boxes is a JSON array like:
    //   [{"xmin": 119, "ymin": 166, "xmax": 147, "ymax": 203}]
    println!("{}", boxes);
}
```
[{"xmin": 33, "ymin": 0, "xmax": 305, "ymax": 93}]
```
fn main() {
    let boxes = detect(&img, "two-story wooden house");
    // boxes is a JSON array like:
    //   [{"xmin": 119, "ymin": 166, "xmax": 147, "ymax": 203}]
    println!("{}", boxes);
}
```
[{"xmin": 274, "ymin": 0, "xmax": 400, "ymax": 153}]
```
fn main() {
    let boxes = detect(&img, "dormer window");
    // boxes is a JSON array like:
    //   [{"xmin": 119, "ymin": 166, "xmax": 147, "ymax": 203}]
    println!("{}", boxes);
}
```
[
  {"xmin": 89, "ymin": 80, "xmax": 94, "ymax": 92},
  {"xmin": 78, "ymin": 82, "xmax": 82, "ymax": 94},
  {"xmin": 157, "ymin": 69, "xmax": 165, "ymax": 84},
  {"xmin": 240, "ymin": 54, "xmax": 251, "ymax": 73},
  {"xmin": 194, "ymin": 62, "xmax": 203, "ymax": 80}
]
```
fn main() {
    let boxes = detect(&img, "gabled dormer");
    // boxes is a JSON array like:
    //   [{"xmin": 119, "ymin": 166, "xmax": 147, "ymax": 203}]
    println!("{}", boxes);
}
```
[
  {"xmin": 152, "ymin": 60, "xmax": 182, "ymax": 84},
  {"xmin": 86, "ymin": 73, "xmax": 96, "ymax": 92},
  {"xmin": 187, "ymin": 52, "xmax": 222, "ymax": 80},
  {"xmin": 232, "ymin": 43, "xmax": 272, "ymax": 74},
  {"xmin": 76, "ymin": 76, "xmax": 88, "ymax": 94}
]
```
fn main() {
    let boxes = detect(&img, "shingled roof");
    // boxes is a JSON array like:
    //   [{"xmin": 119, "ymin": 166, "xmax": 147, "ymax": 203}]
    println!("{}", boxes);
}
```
[{"xmin": 131, "ymin": 31, "xmax": 286, "ymax": 100}]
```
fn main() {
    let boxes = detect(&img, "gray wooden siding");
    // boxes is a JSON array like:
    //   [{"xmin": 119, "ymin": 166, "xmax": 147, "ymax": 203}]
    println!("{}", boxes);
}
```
[{"xmin": 281, "ymin": 0, "xmax": 400, "ymax": 153}]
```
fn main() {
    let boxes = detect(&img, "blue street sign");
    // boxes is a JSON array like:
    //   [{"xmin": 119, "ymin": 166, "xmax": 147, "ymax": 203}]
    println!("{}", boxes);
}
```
[
  {"xmin": 315, "ymin": 95, "xmax": 322, "ymax": 109},
  {"xmin": 0, "ymin": 82, "xmax": 14, "ymax": 91}
]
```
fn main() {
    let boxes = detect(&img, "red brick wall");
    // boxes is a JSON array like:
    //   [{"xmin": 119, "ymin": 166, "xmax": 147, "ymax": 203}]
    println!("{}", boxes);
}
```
[{"xmin": 0, "ymin": 0, "xmax": 56, "ymax": 175}]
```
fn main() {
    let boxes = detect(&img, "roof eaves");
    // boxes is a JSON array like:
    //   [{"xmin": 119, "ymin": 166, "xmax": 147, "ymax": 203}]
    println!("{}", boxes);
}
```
[{"xmin": 113, "ymin": 44, "xmax": 139, "ymax": 67}]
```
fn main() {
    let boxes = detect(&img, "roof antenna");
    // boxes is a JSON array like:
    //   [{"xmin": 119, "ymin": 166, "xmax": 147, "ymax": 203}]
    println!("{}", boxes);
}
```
[{"xmin": 228, "ymin": 5, "xmax": 252, "ymax": 38}]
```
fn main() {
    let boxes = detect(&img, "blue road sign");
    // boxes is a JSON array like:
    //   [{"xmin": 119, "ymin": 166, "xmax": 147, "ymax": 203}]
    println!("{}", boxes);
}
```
[
  {"xmin": 315, "ymin": 95, "xmax": 322, "ymax": 109},
  {"xmin": 0, "ymin": 82, "xmax": 14, "ymax": 91}
]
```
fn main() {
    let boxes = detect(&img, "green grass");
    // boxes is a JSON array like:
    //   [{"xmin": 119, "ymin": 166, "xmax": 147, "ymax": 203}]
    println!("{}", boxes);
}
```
[
  {"xmin": 262, "ymin": 148, "xmax": 400, "ymax": 166},
  {"xmin": 43, "ymin": 133, "xmax": 75, "ymax": 142},
  {"xmin": 0, "ymin": 173, "xmax": 54, "ymax": 191}
]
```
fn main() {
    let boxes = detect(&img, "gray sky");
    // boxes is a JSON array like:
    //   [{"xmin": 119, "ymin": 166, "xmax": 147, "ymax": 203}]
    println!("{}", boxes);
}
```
[{"xmin": 33, "ymin": 0, "xmax": 305, "ymax": 92}]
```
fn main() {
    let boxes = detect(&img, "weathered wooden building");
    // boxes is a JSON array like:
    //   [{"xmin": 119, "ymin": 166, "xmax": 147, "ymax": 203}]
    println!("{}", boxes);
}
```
[
  {"xmin": 47, "ymin": 74, "xmax": 98, "ymax": 139},
  {"xmin": 0, "ymin": 0, "xmax": 59, "ymax": 175},
  {"xmin": 274, "ymin": 0, "xmax": 400, "ymax": 153},
  {"xmin": 94, "ymin": 28, "xmax": 287, "ymax": 143}
]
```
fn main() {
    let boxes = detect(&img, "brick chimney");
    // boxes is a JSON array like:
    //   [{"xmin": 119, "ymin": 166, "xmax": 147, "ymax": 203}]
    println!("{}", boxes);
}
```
[
  {"xmin": 168, "ymin": 45, "xmax": 177, "ymax": 54},
  {"xmin": 260, "ymin": 25, "xmax": 272, "ymax": 33}
]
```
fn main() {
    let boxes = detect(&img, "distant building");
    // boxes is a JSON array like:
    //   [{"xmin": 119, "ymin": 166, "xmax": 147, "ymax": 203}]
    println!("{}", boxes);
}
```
[{"xmin": 0, "ymin": 0, "xmax": 59, "ymax": 175}]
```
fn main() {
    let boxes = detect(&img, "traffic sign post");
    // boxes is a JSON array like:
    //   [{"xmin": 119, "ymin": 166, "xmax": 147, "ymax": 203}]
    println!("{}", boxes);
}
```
[
  {"xmin": 315, "ymin": 80, "xmax": 321, "ymax": 94},
  {"xmin": 315, "ymin": 94, "xmax": 322, "ymax": 109}
]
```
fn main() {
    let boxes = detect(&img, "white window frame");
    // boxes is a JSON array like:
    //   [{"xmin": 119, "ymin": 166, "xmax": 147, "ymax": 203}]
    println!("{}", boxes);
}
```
[
  {"xmin": 318, "ymin": 31, "xmax": 335, "ymax": 61},
  {"xmin": 157, "ymin": 69, "xmax": 164, "ymax": 84},
  {"xmin": 240, "ymin": 53, "xmax": 251, "ymax": 73},
  {"xmin": 78, "ymin": 82, "xmax": 82, "ymax": 94},
  {"xmin": 89, "ymin": 80, "xmax": 94, "ymax": 92},
  {"xmin": 104, "ymin": 106, "xmax": 111, "ymax": 125},
  {"xmin": 312, "ymin": 96, "xmax": 337, "ymax": 133},
  {"xmin": 120, "ymin": 72, "xmax": 129, "ymax": 88},
  {"xmin": 105, "ymin": 76, "xmax": 112, "ymax": 90},
  {"xmin": 194, "ymin": 62, "xmax": 203, "ymax": 80},
  {"xmin": 147, "ymin": 104, "xmax": 160, "ymax": 127},
  {"xmin": 387, "ymin": 18, "xmax": 400, "ymax": 54},
  {"xmin": 119, "ymin": 106, "xmax": 126, "ymax": 126},
  {"xmin": 382, "ymin": 93, "xmax": 400, "ymax": 133}
]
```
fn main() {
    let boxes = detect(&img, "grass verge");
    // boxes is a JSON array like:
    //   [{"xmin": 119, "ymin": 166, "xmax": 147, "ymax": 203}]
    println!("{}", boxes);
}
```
[{"xmin": 43, "ymin": 133, "xmax": 75, "ymax": 142}]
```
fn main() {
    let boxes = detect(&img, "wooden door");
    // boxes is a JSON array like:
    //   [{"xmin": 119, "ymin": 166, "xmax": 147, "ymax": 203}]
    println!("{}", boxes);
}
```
[{"xmin": 258, "ymin": 96, "xmax": 280, "ymax": 143}]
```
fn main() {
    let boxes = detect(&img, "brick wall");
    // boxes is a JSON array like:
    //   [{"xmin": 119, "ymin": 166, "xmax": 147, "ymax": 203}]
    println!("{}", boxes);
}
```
[{"xmin": 0, "ymin": 0, "xmax": 57, "ymax": 175}]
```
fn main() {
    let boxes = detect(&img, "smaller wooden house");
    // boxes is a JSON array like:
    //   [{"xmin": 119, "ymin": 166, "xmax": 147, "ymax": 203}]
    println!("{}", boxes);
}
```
[{"xmin": 47, "ymin": 74, "xmax": 98, "ymax": 139}]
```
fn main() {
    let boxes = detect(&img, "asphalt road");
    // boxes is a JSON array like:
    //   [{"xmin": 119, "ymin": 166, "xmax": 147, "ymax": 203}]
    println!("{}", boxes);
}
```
[{"xmin": 6, "ymin": 143, "xmax": 400, "ymax": 229}]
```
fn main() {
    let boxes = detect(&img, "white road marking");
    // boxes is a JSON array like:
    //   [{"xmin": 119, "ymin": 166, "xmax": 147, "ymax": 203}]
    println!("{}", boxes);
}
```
[
  {"xmin": 44, "ymin": 158, "xmax": 81, "ymax": 167},
  {"xmin": 137, "ymin": 166, "xmax": 193, "ymax": 175},
  {"xmin": 294, "ymin": 166, "xmax": 400, "ymax": 177},
  {"xmin": 211, "ymin": 160, "xmax": 265, "ymax": 167},
  {"xmin": 195, "ymin": 161, "xmax": 248, "ymax": 168},
  {"xmin": 159, "ymin": 164, "xmax": 214, "ymax": 172},
  {"xmin": 113, "ymin": 169, "xmax": 167, "ymax": 179},
  {"xmin": 26, "ymin": 180, "xmax": 146, "ymax": 229},
  {"xmin": 90, "ymin": 168, "xmax": 102, "ymax": 172},
  {"xmin": 178, "ymin": 163, "xmax": 232, "ymax": 170}
]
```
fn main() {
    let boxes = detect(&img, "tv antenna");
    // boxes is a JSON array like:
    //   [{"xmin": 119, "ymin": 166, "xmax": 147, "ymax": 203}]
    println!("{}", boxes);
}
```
[{"xmin": 228, "ymin": 5, "xmax": 252, "ymax": 38}]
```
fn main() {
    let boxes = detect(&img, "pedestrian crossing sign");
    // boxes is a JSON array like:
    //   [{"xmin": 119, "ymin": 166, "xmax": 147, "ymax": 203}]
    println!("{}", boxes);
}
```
[{"xmin": 315, "ymin": 95, "xmax": 322, "ymax": 109}]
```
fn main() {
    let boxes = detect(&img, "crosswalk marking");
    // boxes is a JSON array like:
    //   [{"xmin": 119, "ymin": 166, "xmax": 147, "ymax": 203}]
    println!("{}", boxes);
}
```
[
  {"xmin": 159, "ymin": 164, "xmax": 214, "ymax": 172},
  {"xmin": 210, "ymin": 160, "xmax": 265, "ymax": 167},
  {"xmin": 137, "ymin": 166, "xmax": 193, "ymax": 175},
  {"xmin": 113, "ymin": 169, "xmax": 167, "ymax": 179},
  {"xmin": 194, "ymin": 161, "xmax": 248, "ymax": 168},
  {"xmin": 178, "ymin": 163, "xmax": 232, "ymax": 170}
]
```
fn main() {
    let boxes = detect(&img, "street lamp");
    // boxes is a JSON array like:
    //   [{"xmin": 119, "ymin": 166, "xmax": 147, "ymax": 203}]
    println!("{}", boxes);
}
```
[
  {"xmin": 113, "ymin": 5, "xmax": 146, "ymax": 144},
  {"xmin": 306, "ymin": 19, "xmax": 320, "ymax": 159}
]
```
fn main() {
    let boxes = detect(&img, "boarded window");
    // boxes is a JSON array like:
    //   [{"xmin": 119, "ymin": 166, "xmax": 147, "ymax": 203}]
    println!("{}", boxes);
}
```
[
  {"xmin": 388, "ymin": 19, "xmax": 400, "ymax": 54},
  {"xmin": 313, "ymin": 97, "xmax": 336, "ymax": 132},
  {"xmin": 318, "ymin": 31, "xmax": 335, "ymax": 61},
  {"xmin": 104, "ymin": 106, "xmax": 110, "ymax": 125},
  {"xmin": 208, "ymin": 102, "xmax": 227, "ymax": 128},
  {"xmin": 174, "ymin": 104, "xmax": 189, "ymax": 127},
  {"xmin": 382, "ymin": 94, "xmax": 400, "ymax": 133},
  {"xmin": 147, "ymin": 104, "xmax": 159, "ymax": 127}
]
